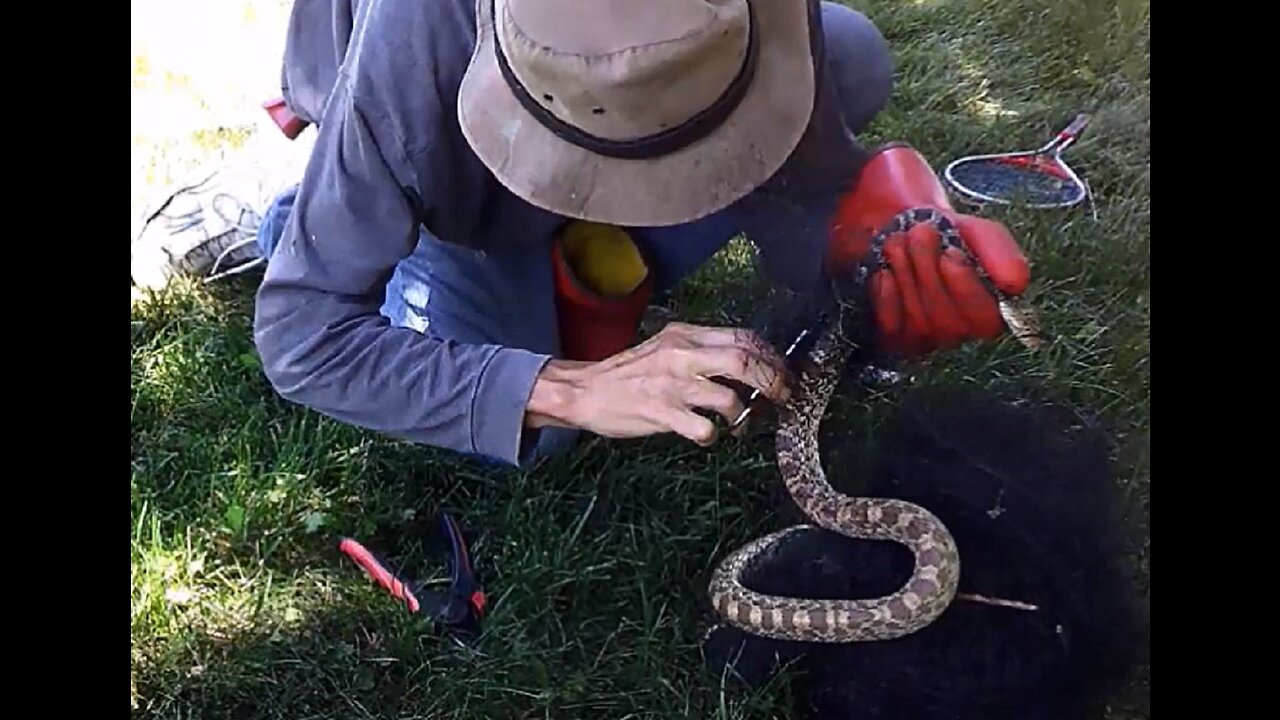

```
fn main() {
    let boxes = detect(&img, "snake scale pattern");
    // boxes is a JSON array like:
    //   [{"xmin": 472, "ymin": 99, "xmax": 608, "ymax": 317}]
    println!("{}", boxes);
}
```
[{"xmin": 708, "ymin": 208, "xmax": 1043, "ymax": 643}]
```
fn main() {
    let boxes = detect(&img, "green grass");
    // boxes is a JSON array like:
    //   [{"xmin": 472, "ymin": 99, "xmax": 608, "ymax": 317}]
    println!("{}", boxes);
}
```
[{"xmin": 130, "ymin": 0, "xmax": 1150, "ymax": 716}]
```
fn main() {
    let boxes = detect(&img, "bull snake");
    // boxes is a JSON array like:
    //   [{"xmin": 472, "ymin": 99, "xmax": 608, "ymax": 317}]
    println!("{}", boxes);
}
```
[{"xmin": 708, "ymin": 208, "xmax": 1043, "ymax": 643}]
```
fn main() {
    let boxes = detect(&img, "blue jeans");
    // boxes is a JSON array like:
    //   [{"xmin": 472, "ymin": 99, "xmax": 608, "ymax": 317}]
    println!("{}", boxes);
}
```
[{"xmin": 256, "ymin": 2, "xmax": 894, "ymax": 461}]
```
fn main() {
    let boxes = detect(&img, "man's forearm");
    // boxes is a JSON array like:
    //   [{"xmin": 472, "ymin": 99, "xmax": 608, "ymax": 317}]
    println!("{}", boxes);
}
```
[
  {"xmin": 254, "ymin": 276, "xmax": 552, "ymax": 464},
  {"xmin": 524, "ymin": 359, "xmax": 594, "ymax": 431}
]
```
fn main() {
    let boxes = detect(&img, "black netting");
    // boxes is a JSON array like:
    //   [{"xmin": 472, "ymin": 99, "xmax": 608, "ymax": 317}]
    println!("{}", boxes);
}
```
[{"xmin": 702, "ymin": 385, "xmax": 1143, "ymax": 720}]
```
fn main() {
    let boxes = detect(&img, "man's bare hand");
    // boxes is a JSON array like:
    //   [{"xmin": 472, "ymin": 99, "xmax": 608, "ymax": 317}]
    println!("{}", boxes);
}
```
[{"xmin": 526, "ymin": 322, "xmax": 790, "ymax": 446}]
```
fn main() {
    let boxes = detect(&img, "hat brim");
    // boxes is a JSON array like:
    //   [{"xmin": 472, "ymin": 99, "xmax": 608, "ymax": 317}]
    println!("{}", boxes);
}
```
[{"xmin": 457, "ymin": 0, "xmax": 817, "ymax": 227}]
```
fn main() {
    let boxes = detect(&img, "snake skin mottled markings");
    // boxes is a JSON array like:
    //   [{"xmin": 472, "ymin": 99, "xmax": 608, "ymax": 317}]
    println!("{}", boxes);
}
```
[{"xmin": 707, "ymin": 208, "xmax": 1044, "ymax": 643}]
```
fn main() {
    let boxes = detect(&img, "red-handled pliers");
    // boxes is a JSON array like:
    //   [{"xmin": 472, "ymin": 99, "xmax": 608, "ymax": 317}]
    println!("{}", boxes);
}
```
[{"xmin": 338, "ymin": 513, "xmax": 487, "ymax": 639}]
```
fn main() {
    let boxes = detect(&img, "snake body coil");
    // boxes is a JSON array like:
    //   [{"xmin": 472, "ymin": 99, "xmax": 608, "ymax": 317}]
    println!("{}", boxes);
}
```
[{"xmin": 707, "ymin": 208, "xmax": 1042, "ymax": 643}]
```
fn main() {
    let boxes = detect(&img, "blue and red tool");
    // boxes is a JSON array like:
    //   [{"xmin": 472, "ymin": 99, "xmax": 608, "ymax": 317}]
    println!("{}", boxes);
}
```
[{"xmin": 338, "ymin": 513, "xmax": 487, "ymax": 639}]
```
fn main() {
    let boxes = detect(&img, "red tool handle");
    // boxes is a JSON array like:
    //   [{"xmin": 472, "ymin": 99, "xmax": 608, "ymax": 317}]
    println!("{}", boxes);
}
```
[
  {"xmin": 262, "ymin": 96, "xmax": 309, "ymax": 140},
  {"xmin": 338, "ymin": 537, "xmax": 421, "ymax": 613}
]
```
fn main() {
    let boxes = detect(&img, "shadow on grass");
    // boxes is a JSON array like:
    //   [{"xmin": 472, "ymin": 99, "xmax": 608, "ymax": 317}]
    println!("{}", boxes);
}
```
[{"xmin": 133, "ymin": 592, "xmax": 791, "ymax": 719}]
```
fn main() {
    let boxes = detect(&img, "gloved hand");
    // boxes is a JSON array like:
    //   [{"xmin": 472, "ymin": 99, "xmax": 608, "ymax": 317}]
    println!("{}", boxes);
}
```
[{"xmin": 825, "ymin": 144, "xmax": 1032, "ymax": 357}]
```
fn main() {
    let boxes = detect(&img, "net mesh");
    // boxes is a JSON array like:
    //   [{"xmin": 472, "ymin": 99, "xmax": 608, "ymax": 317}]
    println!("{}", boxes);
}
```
[
  {"xmin": 948, "ymin": 157, "xmax": 1083, "ymax": 206},
  {"xmin": 702, "ymin": 384, "xmax": 1144, "ymax": 720}
]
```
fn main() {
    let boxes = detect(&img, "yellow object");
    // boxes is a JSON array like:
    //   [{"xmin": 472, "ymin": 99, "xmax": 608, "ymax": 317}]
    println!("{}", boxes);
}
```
[{"xmin": 559, "ymin": 220, "xmax": 649, "ymax": 297}]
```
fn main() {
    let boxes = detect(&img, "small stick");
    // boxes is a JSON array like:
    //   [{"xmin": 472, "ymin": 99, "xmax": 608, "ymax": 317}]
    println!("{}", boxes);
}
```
[{"xmin": 955, "ymin": 592, "xmax": 1040, "ymax": 612}]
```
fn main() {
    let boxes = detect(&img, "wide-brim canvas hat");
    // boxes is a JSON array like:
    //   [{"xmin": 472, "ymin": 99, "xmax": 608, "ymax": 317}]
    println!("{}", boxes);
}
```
[{"xmin": 458, "ymin": 0, "xmax": 818, "ymax": 227}]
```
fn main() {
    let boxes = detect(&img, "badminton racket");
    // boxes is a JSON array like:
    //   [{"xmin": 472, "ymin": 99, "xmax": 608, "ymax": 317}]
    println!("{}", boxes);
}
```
[{"xmin": 943, "ymin": 114, "xmax": 1091, "ymax": 209}]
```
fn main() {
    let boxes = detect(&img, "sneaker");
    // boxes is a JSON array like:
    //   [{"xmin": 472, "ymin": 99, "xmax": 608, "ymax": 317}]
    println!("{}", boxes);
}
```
[
  {"xmin": 131, "ymin": 126, "xmax": 312, "ymax": 291},
  {"xmin": 130, "ymin": 168, "xmax": 267, "ymax": 289}
]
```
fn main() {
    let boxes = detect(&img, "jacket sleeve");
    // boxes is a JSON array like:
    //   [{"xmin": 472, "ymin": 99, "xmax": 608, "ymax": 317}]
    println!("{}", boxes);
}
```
[
  {"xmin": 252, "ymin": 72, "xmax": 550, "ymax": 466},
  {"xmin": 279, "ymin": 0, "xmax": 358, "ymax": 126}
]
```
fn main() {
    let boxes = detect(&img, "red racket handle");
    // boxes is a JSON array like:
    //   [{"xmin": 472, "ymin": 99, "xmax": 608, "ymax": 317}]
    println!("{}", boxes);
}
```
[
  {"xmin": 339, "ymin": 537, "xmax": 421, "ymax": 613},
  {"xmin": 1052, "ymin": 114, "xmax": 1090, "ymax": 151}
]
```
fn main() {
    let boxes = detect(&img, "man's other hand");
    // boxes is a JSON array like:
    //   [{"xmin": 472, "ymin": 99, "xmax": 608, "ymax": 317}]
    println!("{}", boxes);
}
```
[{"xmin": 526, "ymin": 322, "xmax": 791, "ymax": 446}]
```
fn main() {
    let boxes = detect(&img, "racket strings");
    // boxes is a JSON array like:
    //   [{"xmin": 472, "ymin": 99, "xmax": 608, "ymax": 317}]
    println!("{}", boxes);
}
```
[{"xmin": 948, "ymin": 158, "xmax": 1084, "ymax": 206}]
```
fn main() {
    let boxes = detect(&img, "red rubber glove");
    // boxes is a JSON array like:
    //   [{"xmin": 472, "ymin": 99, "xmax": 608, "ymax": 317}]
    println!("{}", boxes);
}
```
[{"xmin": 825, "ymin": 144, "xmax": 1032, "ymax": 357}]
